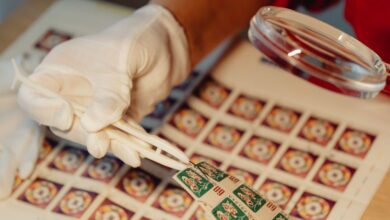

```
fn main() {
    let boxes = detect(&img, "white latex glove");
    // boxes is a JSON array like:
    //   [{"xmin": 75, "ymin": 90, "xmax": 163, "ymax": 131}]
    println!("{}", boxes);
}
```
[
  {"xmin": 17, "ymin": 5, "xmax": 190, "ymax": 167},
  {"xmin": 0, "ymin": 60, "xmax": 44, "ymax": 199}
]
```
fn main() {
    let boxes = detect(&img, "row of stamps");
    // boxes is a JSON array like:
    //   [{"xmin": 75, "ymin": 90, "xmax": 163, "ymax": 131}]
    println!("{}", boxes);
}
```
[
  {"xmin": 170, "ymin": 104, "xmax": 375, "ymax": 159},
  {"xmin": 17, "ymin": 177, "xmax": 193, "ymax": 219},
  {"xmin": 12, "ymin": 136, "xmax": 340, "ymax": 219},
  {"xmin": 13, "ymin": 138, "xmax": 192, "ymax": 219}
]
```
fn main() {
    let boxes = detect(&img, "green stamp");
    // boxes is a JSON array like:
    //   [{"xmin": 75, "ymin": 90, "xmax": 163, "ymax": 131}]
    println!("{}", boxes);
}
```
[
  {"xmin": 212, "ymin": 197, "xmax": 248, "ymax": 220},
  {"xmin": 196, "ymin": 161, "xmax": 228, "ymax": 182},
  {"xmin": 233, "ymin": 184, "xmax": 266, "ymax": 212},
  {"xmin": 273, "ymin": 213, "xmax": 289, "ymax": 220},
  {"xmin": 177, "ymin": 168, "xmax": 213, "ymax": 198}
]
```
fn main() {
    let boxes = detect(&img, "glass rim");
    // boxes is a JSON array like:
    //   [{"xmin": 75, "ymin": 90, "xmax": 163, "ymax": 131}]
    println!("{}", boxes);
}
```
[{"xmin": 248, "ymin": 6, "xmax": 388, "ymax": 98}]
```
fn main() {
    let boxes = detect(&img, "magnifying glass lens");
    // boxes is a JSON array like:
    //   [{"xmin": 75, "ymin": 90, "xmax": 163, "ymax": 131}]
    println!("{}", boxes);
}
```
[{"xmin": 248, "ymin": 6, "xmax": 388, "ymax": 99}]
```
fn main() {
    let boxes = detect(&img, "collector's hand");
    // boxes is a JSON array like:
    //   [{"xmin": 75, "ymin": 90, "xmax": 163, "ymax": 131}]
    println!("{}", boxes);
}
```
[{"xmin": 17, "ymin": 5, "xmax": 190, "ymax": 167}]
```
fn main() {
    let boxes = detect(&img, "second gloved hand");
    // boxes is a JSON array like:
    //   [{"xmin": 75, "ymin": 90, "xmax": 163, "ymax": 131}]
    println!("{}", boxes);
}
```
[
  {"xmin": 17, "ymin": 5, "xmax": 190, "ymax": 167},
  {"xmin": 0, "ymin": 59, "xmax": 44, "ymax": 200}
]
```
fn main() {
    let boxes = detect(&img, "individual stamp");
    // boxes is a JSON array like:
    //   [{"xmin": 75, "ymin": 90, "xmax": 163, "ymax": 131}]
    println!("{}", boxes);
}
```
[
  {"xmin": 258, "ymin": 179, "xmax": 296, "ymax": 209},
  {"xmin": 53, "ymin": 188, "xmax": 96, "ymax": 218},
  {"xmin": 204, "ymin": 124, "xmax": 243, "ymax": 151},
  {"xmin": 335, "ymin": 128, "xmax": 375, "ymax": 158},
  {"xmin": 35, "ymin": 29, "xmax": 73, "ymax": 52},
  {"xmin": 299, "ymin": 117, "xmax": 337, "ymax": 146},
  {"xmin": 170, "ymin": 106, "xmax": 208, "ymax": 138},
  {"xmin": 82, "ymin": 156, "xmax": 122, "ymax": 183},
  {"xmin": 240, "ymin": 136, "xmax": 279, "ymax": 165},
  {"xmin": 228, "ymin": 94, "xmax": 264, "ymax": 120},
  {"xmin": 233, "ymin": 184, "xmax": 266, "ymax": 212},
  {"xmin": 88, "ymin": 199, "xmax": 134, "ymax": 220},
  {"xmin": 290, "ymin": 192, "xmax": 334, "ymax": 220},
  {"xmin": 195, "ymin": 78, "xmax": 230, "ymax": 108},
  {"xmin": 177, "ymin": 168, "xmax": 213, "ymax": 198},
  {"xmin": 195, "ymin": 161, "xmax": 228, "ymax": 182},
  {"xmin": 313, "ymin": 160, "xmax": 355, "ymax": 191},
  {"xmin": 190, "ymin": 154, "xmax": 221, "ymax": 167},
  {"xmin": 148, "ymin": 97, "xmax": 176, "ymax": 119},
  {"xmin": 116, "ymin": 168, "xmax": 160, "ymax": 202},
  {"xmin": 212, "ymin": 197, "xmax": 248, "ymax": 220},
  {"xmin": 49, "ymin": 146, "xmax": 88, "ymax": 173},
  {"xmin": 227, "ymin": 166, "xmax": 258, "ymax": 186},
  {"xmin": 263, "ymin": 106, "xmax": 300, "ymax": 133},
  {"xmin": 152, "ymin": 184, "xmax": 193, "ymax": 217},
  {"xmin": 18, "ymin": 178, "xmax": 62, "ymax": 209},
  {"xmin": 276, "ymin": 148, "xmax": 317, "ymax": 177}
]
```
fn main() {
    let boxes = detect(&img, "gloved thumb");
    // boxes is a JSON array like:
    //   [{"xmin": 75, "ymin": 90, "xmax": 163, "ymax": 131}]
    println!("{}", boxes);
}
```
[
  {"xmin": 80, "ymin": 87, "xmax": 129, "ymax": 132},
  {"xmin": 17, "ymin": 73, "xmax": 73, "ymax": 131}
]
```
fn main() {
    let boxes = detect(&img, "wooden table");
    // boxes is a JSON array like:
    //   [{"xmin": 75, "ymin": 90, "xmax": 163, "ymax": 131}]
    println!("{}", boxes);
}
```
[{"xmin": 1, "ymin": 0, "xmax": 389, "ymax": 219}]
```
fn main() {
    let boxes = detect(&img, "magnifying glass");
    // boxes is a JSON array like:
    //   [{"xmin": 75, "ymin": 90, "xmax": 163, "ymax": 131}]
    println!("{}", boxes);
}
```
[{"xmin": 248, "ymin": 6, "xmax": 390, "ymax": 99}]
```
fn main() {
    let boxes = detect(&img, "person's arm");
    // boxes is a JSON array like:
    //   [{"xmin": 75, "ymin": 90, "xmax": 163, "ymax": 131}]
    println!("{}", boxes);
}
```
[{"xmin": 151, "ymin": 0, "xmax": 272, "ymax": 66}]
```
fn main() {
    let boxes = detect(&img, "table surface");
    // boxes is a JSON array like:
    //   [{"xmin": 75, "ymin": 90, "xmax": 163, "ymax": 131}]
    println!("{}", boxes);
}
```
[{"xmin": 0, "ymin": 0, "xmax": 389, "ymax": 219}]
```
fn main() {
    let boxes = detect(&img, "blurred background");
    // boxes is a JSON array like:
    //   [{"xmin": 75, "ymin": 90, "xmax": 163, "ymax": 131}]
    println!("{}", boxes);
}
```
[{"xmin": 0, "ymin": 0, "xmax": 354, "ymax": 35}]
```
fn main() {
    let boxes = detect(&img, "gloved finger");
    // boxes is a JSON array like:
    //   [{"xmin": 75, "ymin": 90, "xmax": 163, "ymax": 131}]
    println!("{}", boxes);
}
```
[
  {"xmin": 0, "ymin": 144, "xmax": 18, "ymax": 200},
  {"xmin": 18, "ymin": 126, "xmax": 44, "ymax": 179},
  {"xmin": 51, "ymin": 117, "xmax": 109, "ymax": 159},
  {"xmin": 17, "ymin": 72, "xmax": 73, "ymax": 130},
  {"xmin": 111, "ymin": 139, "xmax": 141, "ymax": 167},
  {"xmin": 86, "ymin": 131, "xmax": 109, "ymax": 159},
  {"xmin": 80, "ymin": 76, "xmax": 130, "ymax": 132},
  {"xmin": 50, "ymin": 117, "xmax": 88, "ymax": 146}
]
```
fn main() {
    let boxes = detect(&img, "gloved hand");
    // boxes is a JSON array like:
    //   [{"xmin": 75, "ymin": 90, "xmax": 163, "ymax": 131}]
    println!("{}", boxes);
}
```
[
  {"xmin": 0, "ymin": 60, "xmax": 44, "ymax": 199},
  {"xmin": 17, "ymin": 5, "xmax": 190, "ymax": 167}
]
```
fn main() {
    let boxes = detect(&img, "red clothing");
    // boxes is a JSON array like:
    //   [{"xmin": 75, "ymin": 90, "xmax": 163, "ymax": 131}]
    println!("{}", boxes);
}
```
[
  {"xmin": 273, "ymin": 0, "xmax": 339, "ymax": 12},
  {"xmin": 344, "ymin": 0, "xmax": 390, "ymax": 63},
  {"xmin": 273, "ymin": 0, "xmax": 390, "ymax": 94}
]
